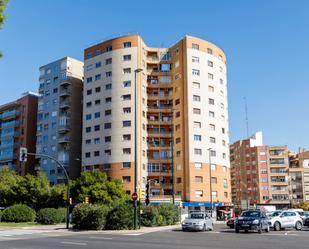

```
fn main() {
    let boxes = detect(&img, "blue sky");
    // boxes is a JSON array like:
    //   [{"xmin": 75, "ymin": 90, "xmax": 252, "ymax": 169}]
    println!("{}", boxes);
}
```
[{"xmin": 0, "ymin": 0, "xmax": 308, "ymax": 150}]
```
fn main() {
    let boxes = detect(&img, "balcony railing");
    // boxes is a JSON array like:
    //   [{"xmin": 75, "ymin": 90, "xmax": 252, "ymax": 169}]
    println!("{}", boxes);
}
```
[{"xmin": 0, "ymin": 110, "xmax": 20, "ymax": 119}]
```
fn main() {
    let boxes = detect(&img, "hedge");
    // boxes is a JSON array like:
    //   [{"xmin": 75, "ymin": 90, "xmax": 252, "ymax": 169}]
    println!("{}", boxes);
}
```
[
  {"xmin": 36, "ymin": 208, "xmax": 66, "ymax": 225},
  {"xmin": 72, "ymin": 203, "xmax": 110, "ymax": 230},
  {"xmin": 1, "ymin": 204, "xmax": 36, "ymax": 222},
  {"xmin": 105, "ymin": 203, "xmax": 133, "ymax": 230}
]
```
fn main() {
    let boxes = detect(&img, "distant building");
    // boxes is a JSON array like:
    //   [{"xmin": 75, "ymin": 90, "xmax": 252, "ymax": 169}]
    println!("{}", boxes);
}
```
[
  {"xmin": 230, "ymin": 132, "xmax": 290, "ymax": 209},
  {"xmin": 289, "ymin": 150, "xmax": 309, "ymax": 204},
  {"xmin": 0, "ymin": 92, "xmax": 39, "ymax": 175},
  {"xmin": 82, "ymin": 34, "xmax": 231, "ymax": 216},
  {"xmin": 36, "ymin": 57, "xmax": 83, "ymax": 184}
]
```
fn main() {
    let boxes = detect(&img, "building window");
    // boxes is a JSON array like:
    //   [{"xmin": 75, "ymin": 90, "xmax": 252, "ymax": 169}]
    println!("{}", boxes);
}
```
[
  {"xmin": 223, "ymin": 166, "xmax": 227, "ymax": 172},
  {"xmin": 85, "ymin": 139, "xmax": 91, "ymax": 145},
  {"xmin": 86, "ymin": 114, "xmax": 92, "ymax": 120},
  {"xmin": 222, "ymin": 128, "xmax": 225, "ymax": 134},
  {"xmin": 105, "ymin": 58, "xmax": 112, "ymax": 65},
  {"xmin": 94, "ymin": 138, "xmax": 100, "ymax": 144},
  {"xmin": 209, "ymin": 98, "xmax": 215, "ymax": 105},
  {"xmin": 208, "ymin": 85, "xmax": 214, "ymax": 92},
  {"xmin": 105, "ymin": 46, "xmax": 112, "ymax": 52},
  {"xmin": 103, "ymin": 163, "xmax": 111, "ymax": 170},
  {"xmin": 195, "ymin": 190, "xmax": 203, "ymax": 197},
  {"xmin": 106, "ymin": 71, "xmax": 112, "ymax": 77},
  {"xmin": 192, "ymin": 56, "xmax": 200, "ymax": 63},
  {"xmin": 94, "ymin": 112, "xmax": 100, "ymax": 118},
  {"xmin": 95, "ymin": 74, "xmax": 101, "ymax": 81},
  {"xmin": 211, "ymin": 164, "xmax": 216, "ymax": 171},
  {"xmin": 123, "ymin": 54, "xmax": 131, "ymax": 61},
  {"xmin": 123, "ymin": 107, "xmax": 131, "ymax": 114},
  {"xmin": 211, "ymin": 177, "xmax": 217, "ymax": 184},
  {"xmin": 223, "ymin": 179, "xmax": 228, "ymax": 188},
  {"xmin": 123, "ymin": 134, "xmax": 131, "ymax": 141},
  {"xmin": 105, "ymin": 136, "xmax": 111, "ymax": 142},
  {"xmin": 195, "ymin": 176, "xmax": 203, "ymax": 183},
  {"xmin": 104, "ymin": 150, "xmax": 111, "ymax": 156},
  {"xmin": 194, "ymin": 121, "xmax": 201, "ymax": 128},
  {"xmin": 123, "ymin": 162, "xmax": 131, "ymax": 168},
  {"xmin": 123, "ymin": 120, "xmax": 131, "ymax": 127},
  {"xmin": 85, "ymin": 127, "xmax": 91, "ymax": 133},
  {"xmin": 209, "ymin": 111, "xmax": 215, "ymax": 118},
  {"xmin": 87, "ymin": 89, "xmax": 92, "ymax": 95},
  {"xmin": 95, "ymin": 62, "xmax": 101, "ymax": 68},
  {"xmin": 176, "ymin": 177, "xmax": 182, "ymax": 184},
  {"xmin": 224, "ymin": 192, "xmax": 228, "ymax": 198},
  {"xmin": 94, "ymin": 151, "xmax": 100, "ymax": 157},
  {"xmin": 210, "ymin": 137, "xmax": 216, "ymax": 143},
  {"xmin": 194, "ymin": 162, "xmax": 202, "ymax": 169},
  {"xmin": 210, "ymin": 150, "xmax": 216, "ymax": 157},
  {"xmin": 176, "ymin": 151, "xmax": 181, "ymax": 157},
  {"xmin": 194, "ymin": 135, "xmax": 202, "ymax": 141},
  {"xmin": 209, "ymin": 124, "xmax": 215, "ymax": 131},
  {"xmin": 192, "ymin": 43, "xmax": 199, "ymax": 50},
  {"xmin": 193, "ymin": 95, "xmax": 200, "ymax": 102},
  {"xmin": 86, "ymin": 102, "xmax": 92, "ymax": 108},
  {"xmin": 207, "ymin": 48, "xmax": 213, "ymax": 54},
  {"xmin": 94, "ymin": 125, "xmax": 100, "ymax": 131},
  {"xmin": 123, "ymin": 68, "xmax": 131, "ymax": 74},
  {"xmin": 85, "ymin": 152, "xmax": 91, "ymax": 158},
  {"xmin": 95, "ymin": 87, "xmax": 101, "ymax": 93},
  {"xmin": 208, "ymin": 60, "xmax": 213, "ymax": 67},
  {"xmin": 175, "ymin": 137, "xmax": 181, "ymax": 144},
  {"xmin": 123, "ymin": 80, "xmax": 131, "ymax": 87},
  {"xmin": 123, "ymin": 42, "xmax": 131, "ymax": 48},
  {"xmin": 192, "ymin": 69, "xmax": 200, "ymax": 76},
  {"xmin": 122, "ymin": 94, "xmax": 131, "ymax": 100},
  {"xmin": 104, "ymin": 123, "xmax": 111, "ymax": 129},
  {"xmin": 194, "ymin": 149, "xmax": 202, "ymax": 155},
  {"xmin": 123, "ymin": 148, "xmax": 131, "ymax": 154},
  {"xmin": 86, "ymin": 77, "xmax": 93, "ymax": 83},
  {"xmin": 212, "ymin": 191, "xmax": 217, "ymax": 198},
  {"xmin": 103, "ymin": 83, "xmax": 111, "ymax": 90},
  {"xmin": 193, "ymin": 108, "xmax": 201, "ymax": 115},
  {"xmin": 94, "ymin": 99, "xmax": 100, "ymax": 105},
  {"xmin": 105, "ymin": 109, "xmax": 111, "ymax": 116},
  {"xmin": 193, "ymin": 82, "xmax": 200, "ymax": 89},
  {"xmin": 208, "ymin": 73, "xmax": 214, "ymax": 80}
]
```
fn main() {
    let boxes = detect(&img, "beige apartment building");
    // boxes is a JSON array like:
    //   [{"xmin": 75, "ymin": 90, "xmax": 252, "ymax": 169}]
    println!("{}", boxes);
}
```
[
  {"xmin": 82, "ymin": 34, "xmax": 231, "ymax": 214},
  {"xmin": 230, "ymin": 132, "xmax": 290, "ymax": 210}
]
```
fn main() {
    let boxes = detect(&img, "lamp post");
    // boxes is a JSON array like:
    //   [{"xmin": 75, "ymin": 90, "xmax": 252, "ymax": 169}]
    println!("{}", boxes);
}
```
[
  {"xmin": 208, "ymin": 148, "xmax": 213, "ymax": 217},
  {"xmin": 134, "ymin": 68, "xmax": 143, "ymax": 230},
  {"xmin": 75, "ymin": 158, "xmax": 86, "ymax": 173}
]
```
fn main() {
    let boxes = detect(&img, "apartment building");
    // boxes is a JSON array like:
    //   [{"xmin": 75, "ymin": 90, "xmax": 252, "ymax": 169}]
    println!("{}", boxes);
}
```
[
  {"xmin": 230, "ymin": 132, "xmax": 290, "ymax": 210},
  {"xmin": 82, "ymin": 34, "xmax": 231, "ymax": 214},
  {"xmin": 289, "ymin": 150, "xmax": 309, "ymax": 204},
  {"xmin": 0, "ymin": 92, "xmax": 38, "ymax": 175},
  {"xmin": 36, "ymin": 57, "xmax": 83, "ymax": 184}
]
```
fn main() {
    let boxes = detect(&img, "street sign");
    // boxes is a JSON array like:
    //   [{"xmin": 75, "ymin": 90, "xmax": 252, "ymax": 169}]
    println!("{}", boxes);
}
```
[
  {"xmin": 19, "ymin": 147, "xmax": 28, "ymax": 162},
  {"xmin": 132, "ymin": 192, "xmax": 138, "ymax": 201}
]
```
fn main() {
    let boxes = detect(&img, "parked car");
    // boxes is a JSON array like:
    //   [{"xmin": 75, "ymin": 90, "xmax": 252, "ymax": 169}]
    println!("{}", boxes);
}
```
[
  {"xmin": 268, "ymin": 210, "xmax": 303, "ymax": 231},
  {"xmin": 303, "ymin": 212, "xmax": 309, "ymax": 228},
  {"xmin": 182, "ymin": 212, "xmax": 213, "ymax": 231},
  {"xmin": 226, "ymin": 217, "xmax": 236, "ymax": 228},
  {"xmin": 235, "ymin": 210, "xmax": 270, "ymax": 233}
]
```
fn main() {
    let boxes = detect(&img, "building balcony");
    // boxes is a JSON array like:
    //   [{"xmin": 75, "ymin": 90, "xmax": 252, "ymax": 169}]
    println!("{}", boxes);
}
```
[
  {"xmin": 59, "ymin": 89, "xmax": 72, "ymax": 97},
  {"xmin": 0, "ymin": 110, "xmax": 20, "ymax": 120},
  {"xmin": 0, "ymin": 131, "xmax": 20, "ymax": 138},
  {"xmin": 59, "ymin": 101, "xmax": 71, "ymax": 109},
  {"xmin": 58, "ymin": 124, "xmax": 70, "ymax": 133},
  {"xmin": 148, "ymin": 158, "xmax": 172, "ymax": 164},
  {"xmin": 0, "ymin": 120, "xmax": 19, "ymax": 129},
  {"xmin": 60, "ymin": 76, "xmax": 72, "ymax": 86},
  {"xmin": 0, "ymin": 152, "xmax": 16, "ymax": 161},
  {"xmin": 58, "ymin": 136, "xmax": 70, "ymax": 144},
  {"xmin": 0, "ymin": 141, "xmax": 19, "ymax": 150},
  {"xmin": 147, "ymin": 132, "xmax": 172, "ymax": 138}
]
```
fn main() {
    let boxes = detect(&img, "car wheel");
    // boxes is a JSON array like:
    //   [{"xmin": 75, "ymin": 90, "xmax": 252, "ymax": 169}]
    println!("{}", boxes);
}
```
[
  {"xmin": 245, "ymin": 230, "xmax": 249, "ymax": 233},
  {"xmin": 209, "ymin": 224, "xmax": 214, "ymax": 231},
  {"xmin": 203, "ymin": 224, "xmax": 206, "ymax": 231},
  {"xmin": 265, "ymin": 225, "xmax": 270, "ymax": 233},
  {"xmin": 182, "ymin": 228, "xmax": 186, "ymax": 232},
  {"xmin": 295, "ymin": 221, "xmax": 302, "ymax": 231},
  {"xmin": 258, "ymin": 225, "xmax": 262, "ymax": 234},
  {"xmin": 274, "ymin": 221, "xmax": 281, "ymax": 231},
  {"xmin": 235, "ymin": 228, "xmax": 240, "ymax": 233}
]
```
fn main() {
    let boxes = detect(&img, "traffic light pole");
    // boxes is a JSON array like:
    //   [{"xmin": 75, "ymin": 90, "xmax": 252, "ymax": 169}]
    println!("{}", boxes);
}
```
[{"xmin": 27, "ymin": 152, "xmax": 70, "ymax": 229}]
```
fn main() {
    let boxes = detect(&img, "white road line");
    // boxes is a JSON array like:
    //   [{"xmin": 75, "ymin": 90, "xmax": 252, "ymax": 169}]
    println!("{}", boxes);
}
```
[
  {"xmin": 61, "ymin": 241, "xmax": 87, "ymax": 246},
  {"xmin": 88, "ymin": 236, "xmax": 113, "ymax": 240},
  {"xmin": 125, "ymin": 233, "xmax": 143, "ymax": 236}
]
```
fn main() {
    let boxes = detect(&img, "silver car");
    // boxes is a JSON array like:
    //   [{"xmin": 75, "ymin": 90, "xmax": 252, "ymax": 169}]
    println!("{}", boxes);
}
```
[
  {"xmin": 182, "ymin": 213, "xmax": 213, "ymax": 231},
  {"xmin": 268, "ymin": 210, "xmax": 303, "ymax": 231}
]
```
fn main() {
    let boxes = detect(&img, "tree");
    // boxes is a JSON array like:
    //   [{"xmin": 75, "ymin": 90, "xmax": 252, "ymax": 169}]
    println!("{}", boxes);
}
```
[
  {"xmin": 0, "ymin": 0, "xmax": 9, "ymax": 57},
  {"xmin": 70, "ymin": 171, "xmax": 129, "ymax": 206}
]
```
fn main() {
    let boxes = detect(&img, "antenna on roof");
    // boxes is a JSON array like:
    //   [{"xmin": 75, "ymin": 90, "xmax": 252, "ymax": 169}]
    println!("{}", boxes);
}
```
[{"xmin": 244, "ymin": 97, "xmax": 249, "ymax": 137}]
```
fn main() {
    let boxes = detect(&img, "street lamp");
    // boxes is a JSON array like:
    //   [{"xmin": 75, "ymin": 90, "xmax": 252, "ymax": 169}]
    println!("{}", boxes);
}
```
[
  {"xmin": 75, "ymin": 158, "xmax": 86, "ymax": 173},
  {"xmin": 208, "ymin": 148, "xmax": 213, "ymax": 217},
  {"xmin": 134, "ymin": 68, "xmax": 143, "ymax": 230}
]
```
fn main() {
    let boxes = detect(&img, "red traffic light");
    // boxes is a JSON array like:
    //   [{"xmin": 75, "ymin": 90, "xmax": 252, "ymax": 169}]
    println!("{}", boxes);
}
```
[{"xmin": 132, "ymin": 192, "xmax": 138, "ymax": 201}]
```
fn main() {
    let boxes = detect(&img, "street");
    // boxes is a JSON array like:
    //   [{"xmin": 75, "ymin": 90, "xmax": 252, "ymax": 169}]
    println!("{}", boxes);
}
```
[{"xmin": 1, "ymin": 225, "xmax": 309, "ymax": 249}]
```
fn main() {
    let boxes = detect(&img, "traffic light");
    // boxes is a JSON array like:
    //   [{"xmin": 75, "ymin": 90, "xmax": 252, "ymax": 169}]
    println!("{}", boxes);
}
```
[
  {"xmin": 139, "ymin": 188, "xmax": 145, "ymax": 199},
  {"xmin": 69, "ymin": 198, "xmax": 72, "ymax": 205},
  {"xmin": 85, "ymin": 197, "xmax": 89, "ymax": 204},
  {"xmin": 19, "ymin": 147, "xmax": 27, "ymax": 162},
  {"xmin": 145, "ymin": 182, "xmax": 150, "ymax": 205}
]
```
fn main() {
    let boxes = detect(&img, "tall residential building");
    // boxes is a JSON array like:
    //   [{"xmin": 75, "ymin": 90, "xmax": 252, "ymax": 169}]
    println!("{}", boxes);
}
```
[
  {"xmin": 82, "ymin": 34, "xmax": 231, "ymax": 213},
  {"xmin": 289, "ymin": 150, "xmax": 309, "ymax": 204},
  {"xmin": 0, "ymin": 92, "xmax": 38, "ymax": 175},
  {"xmin": 36, "ymin": 57, "xmax": 83, "ymax": 184},
  {"xmin": 230, "ymin": 132, "xmax": 290, "ymax": 209}
]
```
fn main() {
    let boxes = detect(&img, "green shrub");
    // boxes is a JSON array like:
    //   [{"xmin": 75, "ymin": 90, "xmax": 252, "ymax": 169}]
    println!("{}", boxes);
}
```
[
  {"xmin": 1, "ymin": 204, "xmax": 36, "ymax": 222},
  {"xmin": 157, "ymin": 204, "xmax": 180, "ymax": 225},
  {"xmin": 105, "ymin": 203, "xmax": 133, "ymax": 230},
  {"xmin": 72, "ymin": 203, "xmax": 109, "ymax": 230},
  {"xmin": 36, "ymin": 208, "xmax": 66, "ymax": 225},
  {"xmin": 57, "ymin": 208, "xmax": 67, "ymax": 223},
  {"xmin": 0, "ymin": 210, "xmax": 2, "ymax": 222},
  {"xmin": 141, "ymin": 205, "xmax": 160, "ymax": 227}
]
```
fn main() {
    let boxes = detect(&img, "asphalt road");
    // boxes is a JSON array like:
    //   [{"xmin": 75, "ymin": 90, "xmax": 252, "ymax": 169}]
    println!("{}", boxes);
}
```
[{"xmin": 1, "ymin": 225, "xmax": 309, "ymax": 249}]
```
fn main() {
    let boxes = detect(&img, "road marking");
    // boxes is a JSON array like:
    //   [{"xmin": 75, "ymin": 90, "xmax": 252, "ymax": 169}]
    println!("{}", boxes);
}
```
[
  {"xmin": 125, "ymin": 233, "xmax": 143, "ymax": 236},
  {"xmin": 89, "ymin": 236, "xmax": 113, "ymax": 240},
  {"xmin": 61, "ymin": 241, "xmax": 87, "ymax": 246}
]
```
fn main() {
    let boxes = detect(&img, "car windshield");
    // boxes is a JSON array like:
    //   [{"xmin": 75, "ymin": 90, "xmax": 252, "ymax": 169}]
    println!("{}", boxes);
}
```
[
  {"xmin": 240, "ymin": 211, "xmax": 260, "ymax": 217},
  {"xmin": 270, "ymin": 211, "xmax": 282, "ymax": 217},
  {"xmin": 190, "ymin": 213, "xmax": 204, "ymax": 219},
  {"xmin": 304, "ymin": 212, "xmax": 309, "ymax": 217}
]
